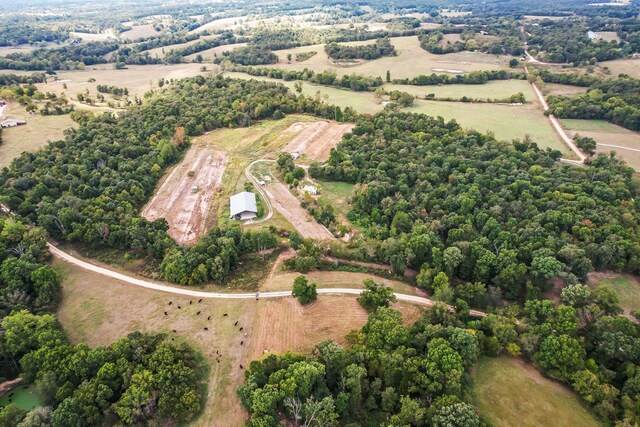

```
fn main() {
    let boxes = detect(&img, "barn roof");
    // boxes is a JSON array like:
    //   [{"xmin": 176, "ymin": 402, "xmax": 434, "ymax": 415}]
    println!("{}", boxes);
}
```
[{"xmin": 230, "ymin": 191, "xmax": 257, "ymax": 216}]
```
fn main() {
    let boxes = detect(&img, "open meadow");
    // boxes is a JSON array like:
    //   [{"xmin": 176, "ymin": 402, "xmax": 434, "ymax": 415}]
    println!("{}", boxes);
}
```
[
  {"xmin": 588, "ymin": 273, "xmax": 640, "ymax": 317},
  {"xmin": 0, "ymin": 103, "xmax": 77, "ymax": 168},
  {"xmin": 561, "ymin": 119, "xmax": 640, "ymax": 170},
  {"xmin": 598, "ymin": 58, "xmax": 640, "ymax": 78},
  {"xmin": 385, "ymin": 79, "xmax": 534, "ymax": 100},
  {"xmin": 471, "ymin": 357, "xmax": 602, "ymax": 427},
  {"xmin": 270, "ymin": 36, "xmax": 512, "ymax": 79}
]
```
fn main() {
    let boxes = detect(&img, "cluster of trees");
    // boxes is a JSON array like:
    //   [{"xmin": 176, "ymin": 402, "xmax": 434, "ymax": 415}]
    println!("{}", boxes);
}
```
[
  {"xmin": 96, "ymin": 85, "xmax": 129, "ymax": 96},
  {"xmin": 424, "ymin": 91, "xmax": 526, "ymax": 104},
  {"xmin": 392, "ymin": 70, "xmax": 526, "ymax": 86},
  {"xmin": 574, "ymin": 135, "xmax": 597, "ymax": 156},
  {"xmin": 0, "ymin": 73, "xmax": 47, "ymax": 86},
  {"xmin": 238, "ymin": 305, "xmax": 484, "ymax": 426},
  {"xmin": 526, "ymin": 19, "xmax": 626, "ymax": 64},
  {"xmin": 324, "ymin": 37, "xmax": 396, "ymax": 60},
  {"xmin": 229, "ymin": 65, "xmax": 384, "ymax": 92},
  {"xmin": 418, "ymin": 30, "xmax": 523, "ymax": 56},
  {"xmin": 523, "ymin": 293, "xmax": 640, "ymax": 424},
  {"xmin": 310, "ymin": 111, "xmax": 640, "ymax": 303},
  {"xmin": 0, "ymin": 77, "xmax": 354, "ymax": 285},
  {"xmin": 0, "ymin": 21, "xmax": 69, "ymax": 46},
  {"xmin": 544, "ymin": 73, "xmax": 640, "ymax": 132},
  {"xmin": 0, "ymin": 82, "xmax": 73, "ymax": 116},
  {"xmin": 216, "ymin": 45, "xmax": 278, "ymax": 66},
  {"xmin": 166, "ymin": 33, "xmax": 245, "ymax": 64},
  {"xmin": 0, "ymin": 42, "xmax": 118, "ymax": 71}
]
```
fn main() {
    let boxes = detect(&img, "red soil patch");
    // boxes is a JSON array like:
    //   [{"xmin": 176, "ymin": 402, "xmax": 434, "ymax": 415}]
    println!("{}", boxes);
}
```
[
  {"xmin": 264, "ymin": 182, "xmax": 334, "ymax": 240},
  {"xmin": 142, "ymin": 144, "xmax": 228, "ymax": 245},
  {"xmin": 283, "ymin": 121, "xmax": 354, "ymax": 161}
]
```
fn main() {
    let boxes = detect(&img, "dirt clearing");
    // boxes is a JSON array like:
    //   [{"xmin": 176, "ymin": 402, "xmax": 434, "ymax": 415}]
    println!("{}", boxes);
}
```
[
  {"xmin": 264, "ymin": 182, "xmax": 334, "ymax": 240},
  {"xmin": 283, "ymin": 121, "xmax": 354, "ymax": 161},
  {"xmin": 142, "ymin": 144, "xmax": 228, "ymax": 245}
]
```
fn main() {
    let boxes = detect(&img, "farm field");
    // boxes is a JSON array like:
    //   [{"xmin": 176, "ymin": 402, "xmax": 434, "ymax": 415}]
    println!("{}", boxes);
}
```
[
  {"xmin": 141, "ymin": 144, "xmax": 228, "ymax": 245},
  {"xmin": 598, "ymin": 58, "xmax": 640, "ymax": 78},
  {"xmin": 145, "ymin": 34, "xmax": 219, "ymax": 58},
  {"xmin": 271, "ymin": 36, "xmax": 511, "ymax": 79},
  {"xmin": 408, "ymin": 99, "xmax": 567, "ymax": 152},
  {"xmin": 249, "ymin": 296, "xmax": 423, "ymax": 360},
  {"xmin": 561, "ymin": 119, "xmax": 640, "ymax": 170},
  {"xmin": 224, "ymin": 71, "xmax": 568, "ymax": 152},
  {"xmin": 184, "ymin": 42, "xmax": 247, "ymax": 62},
  {"xmin": 588, "ymin": 273, "xmax": 640, "ymax": 316},
  {"xmin": 385, "ymin": 79, "xmax": 534, "ymax": 100},
  {"xmin": 120, "ymin": 24, "xmax": 161, "ymax": 40},
  {"xmin": 0, "ymin": 103, "xmax": 77, "ymax": 168},
  {"xmin": 471, "ymin": 357, "xmax": 602, "ymax": 427},
  {"xmin": 53, "ymin": 257, "xmax": 255, "ymax": 427},
  {"xmin": 542, "ymin": 82, "xmax": 589, "ymax": 97},
  {"xmin": 31, "ymin": 63, "xmax": 210, "ymax": 98},
  {"xmin": 282, "ymin": 120, "xmax": 354, "ymax": 161}
]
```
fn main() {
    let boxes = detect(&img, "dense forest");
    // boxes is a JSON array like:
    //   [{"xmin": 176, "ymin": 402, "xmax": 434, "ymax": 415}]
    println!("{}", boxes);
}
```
[
  {"xmin": 541, "ymin": 71, "xmax": 640, "ymax": 132},
  {"xmin": 310, "ymin": 112, "xmax": 640, "ymax": 295},
  {"xmin": 324, "ymin": 37, "xmax": 396, "ymax": 60}
]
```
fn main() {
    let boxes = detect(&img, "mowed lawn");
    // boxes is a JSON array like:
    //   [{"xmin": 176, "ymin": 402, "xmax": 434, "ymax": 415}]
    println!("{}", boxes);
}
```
[
  {"xmin": 561, "ymin": 119, "xmax": 640, "ymax": 170},
  {"xmin": 270, "ymin": 36, "xmax": 512, "ymax": 79},
  {"xmin": 471, "ymin": 357, "xmax": 602, "ymax": 427}
]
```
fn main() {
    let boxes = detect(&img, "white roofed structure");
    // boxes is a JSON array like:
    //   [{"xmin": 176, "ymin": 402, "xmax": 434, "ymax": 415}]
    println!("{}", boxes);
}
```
[{"xmin": 230, "ymin": 191, "xmax": 258, "ymax": 220}]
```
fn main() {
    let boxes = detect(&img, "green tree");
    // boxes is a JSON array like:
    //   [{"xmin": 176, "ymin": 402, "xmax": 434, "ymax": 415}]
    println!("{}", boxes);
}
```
[
  {"xmin": 432, "ymin": 401, "xmax": 480, "ymax": 427},
  {"xmin": 292, "ymin": 275, "xmax": 318, "ymax": 305},
  {"xmin": 358, "ymin": 279, "xmax": 397, "ymax": 311}
]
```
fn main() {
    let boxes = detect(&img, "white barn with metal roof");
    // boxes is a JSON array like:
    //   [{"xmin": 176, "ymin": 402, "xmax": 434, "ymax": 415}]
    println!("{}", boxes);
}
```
[{"xmin": 230, "ymin": 191, "xmax": 258, "ymax": 220}]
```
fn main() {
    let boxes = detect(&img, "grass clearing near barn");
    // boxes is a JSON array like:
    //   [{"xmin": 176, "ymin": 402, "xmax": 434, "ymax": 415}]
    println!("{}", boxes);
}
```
[{"xmin": 471, "ymin": 357, "xmax": 602, "ymax": 427}]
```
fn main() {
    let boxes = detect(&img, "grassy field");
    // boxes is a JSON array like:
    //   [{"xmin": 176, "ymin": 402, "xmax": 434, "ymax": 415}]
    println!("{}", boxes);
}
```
[
  {"xmin": 120, "ymin": 24, "xmax": 161, "ymax": 40},
  {"xmin": 598, "ymin": 58, "xmax": 640, "ymax": 78},
  {"xmin": 270, "ymin": 36, "xmax": 511, "ymax": 80},
  {"xmin": 184, "ymin": 42, "xmax": 247, "ymax": 62},
  {"xmin": 588, "ymin": 273, "xmax": 640, "ymax": 315},
  {"xmin": 0, "ymin": 103, "xmax": 77, "ymax": 168},
  {"xmin": 224, "ymin": 71, "xmax": 566, "ymax": 151},
  {"xmin": 385, "ymin": 79, "xmax": 534, "ymax": 101},
  {"xmin": 561, "ymin": 119, "xmax": 640, "ymax": 170},
  {"xmin": 542, "ymin": 83, "xmax": 589, "ymax": 97},
  {"xmin": 471, "ymin": 357, "xmax": 602, "ymax": 427}
]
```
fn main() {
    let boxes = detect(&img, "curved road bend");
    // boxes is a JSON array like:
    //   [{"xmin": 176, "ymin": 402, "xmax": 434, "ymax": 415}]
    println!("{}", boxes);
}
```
[{"xmin": 47, "ymin": 243, "xmax": 486, "ymax": 317}]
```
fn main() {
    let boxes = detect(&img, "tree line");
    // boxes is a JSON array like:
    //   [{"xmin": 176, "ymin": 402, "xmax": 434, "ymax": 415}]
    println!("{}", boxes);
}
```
[
  {"xmin": 392, "ymin": 69, "xmax": 526, "ymax": 86},
  {"xmin": 324, "ymin": 37, "xmax": 396, "ymax": 61}
]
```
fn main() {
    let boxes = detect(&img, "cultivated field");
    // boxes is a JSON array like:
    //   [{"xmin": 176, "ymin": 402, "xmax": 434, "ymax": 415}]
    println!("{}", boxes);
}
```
[
  {"xmin": 0, "ymin": 103, "xmax": 77, "ymax": 168},
  {"xmin": 471, "ymin": 357, "xmax": 601, "ymax": 427},
  {"xmin": 561, "ymin": 119, "xmax": 640, "ymax": 170},
  {"xmin": 264, "ymin": 181, "xmax": 334, "ymax": 240},
  {"xmin": 588, "ymin": 272, "xmax": 640, "ymax": 316},
  {"xmin": 142, "ymin": 144, "xmax": 228, "ymax": 245},
  {"xmin": 271, "ymin": 36, "xmax": 511, "ymax": 79},
  {"xmin": 282, "ymin": 120, "xmax": 354, "ymax": 161}
]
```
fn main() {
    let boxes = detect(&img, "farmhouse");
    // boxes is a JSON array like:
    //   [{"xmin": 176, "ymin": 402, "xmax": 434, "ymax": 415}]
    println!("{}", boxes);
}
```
[
  {"xmin": 0, "ymin": 119, "xmax": 26, "ymax": 128},
  {"xmin": 300, "ymin": 185, "xmax": 318, "ymax": 195},
  {"xmin": 587, "ymin": 31, "xmax": 598, "ymax": 40},
  {"xmin": 230, "ymin": 191, "xmax": 258, "ymax": 220}
]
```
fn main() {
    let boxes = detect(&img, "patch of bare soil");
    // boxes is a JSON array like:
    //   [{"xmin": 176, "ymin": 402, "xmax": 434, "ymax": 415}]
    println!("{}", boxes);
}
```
[
  {"xmin": 142, "ymin": 144, "xmax": 228, "ymax": 245},
  {"xmin": 283, "ymin": 121, "xmax": 354, "ymax": 161},
  {"xmin": 264, "ymin": 182, "xmax": 334, "ymax": 240}
]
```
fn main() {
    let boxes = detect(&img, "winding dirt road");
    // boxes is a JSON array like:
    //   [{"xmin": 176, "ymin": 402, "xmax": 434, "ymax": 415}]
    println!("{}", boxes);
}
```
[{"xmin": 47, "ymin": 243, "xmax": 487, "ymax": 317}]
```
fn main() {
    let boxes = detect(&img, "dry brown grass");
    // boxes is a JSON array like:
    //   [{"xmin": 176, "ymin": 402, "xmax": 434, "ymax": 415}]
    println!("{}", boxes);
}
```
[
  {"xmin": 120, "ymin": 24, "xmax": 161, "ymax": 40},
  {"xmin": 0, "ymin": 102, "xmax": 77, "ymax": 168}
]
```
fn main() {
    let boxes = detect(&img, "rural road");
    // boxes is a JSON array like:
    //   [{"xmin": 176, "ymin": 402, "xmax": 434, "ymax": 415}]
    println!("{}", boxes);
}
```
[
  {"xmin": 47, "ymin": 243, "xmax": 486, "ymax": 317},
  {"xmin": 525, "ymin": 66, "xmax": 587, "ymax": 163},
  {"xmin": 598, "ymin": 143, "xmax": 640, "ymax": 153},
  {"xmin": 244, "ymin": 159, "xmax": 275, "ymax": 224}
]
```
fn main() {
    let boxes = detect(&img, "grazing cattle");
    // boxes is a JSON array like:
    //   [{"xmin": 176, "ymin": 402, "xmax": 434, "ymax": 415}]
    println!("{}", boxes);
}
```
[
  {"xmin": 177, "ymin": 306, "xmax": 181, "ymax": 309},
  {"xmin": 196, "ymin": 311, "xmax": 201, "ymax": 315},
  {"xmin": 172, "ymin": 329, "xmax": 177, "ymax": 333},
  {"xmin": 234, "ymin": 321, "xmax": 238, "ymax": 326},
  {"xmin": 204, "ymin": 327, "xmax": 208, "ymax": 331},
  {"xmin": 223, "ymin": 313, "xmax": 228, "ymax": 317},
  {"xmin": 240, "ymin": 341, "xmax": 244, "ymax": 345},
  {"xmin": 164, "ymin": 311, "xmax": 168, "ymax": 315},
  {"xmin": 239, "ymin": 364, "xmax": 244, "ymax": 369},
  {"xmin": 239, "ymin": 327, "xmax": 244, "ymax": 331},
  {"xmin": 189, "ymin": 300, "xmax": 192, "ymax": 305},
  {"xmin": 198, "ymin": 299, "xmax": 203, "ymax": 303},
  {"xmin": 207, "ymin": 316, "xmax": 211, "ymax": 320},
  {"xmin": 168, "ymin": 301, "xmax": 173, "ymax": 305}
]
